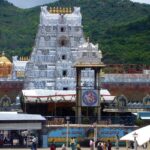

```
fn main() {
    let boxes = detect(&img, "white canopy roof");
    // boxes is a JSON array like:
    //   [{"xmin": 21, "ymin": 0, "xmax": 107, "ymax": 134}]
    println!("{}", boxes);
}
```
[
  {"xmin": 102, "ymin": 95, "xmax": 115, "ymax": 102},
  {"xmin": 120, "ymin": 125, "xmax": 150, "ymax": 146},
  {"xmin": 0, "ymin": 112, "xmax": 45, "ymax": 121},
  {"xmin": 22, "ymin": 89, "xmax": 114, "ymax": 103}
]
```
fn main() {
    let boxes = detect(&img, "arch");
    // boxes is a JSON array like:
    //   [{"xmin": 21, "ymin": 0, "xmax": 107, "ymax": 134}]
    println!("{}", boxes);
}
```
[
  {"xmin": 143, "ymin": 94, "xmax": 150, "ymax": 105},
  {"xmin": 0, "ymin": 95, "xmax": 11, "ymax": 108},
  {"xmin": 116, "ymin": 95, "xmax": 128, "ymax": 108},
  {"xmin": 58, "ymin": 36, "xmax": 69, "ymax": 47}
]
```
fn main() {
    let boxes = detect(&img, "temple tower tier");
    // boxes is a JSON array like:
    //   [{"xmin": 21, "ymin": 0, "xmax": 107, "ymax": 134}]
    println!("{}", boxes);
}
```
[{"xmin": 24, "ymin": 6, "xmax": 85, "ymax": 90}]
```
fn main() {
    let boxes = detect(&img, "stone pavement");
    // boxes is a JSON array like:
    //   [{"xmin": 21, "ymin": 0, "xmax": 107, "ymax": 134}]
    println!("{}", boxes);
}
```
[{"xmin": 0, "ymin": 147, "xmax": 145, "ymax": 150}]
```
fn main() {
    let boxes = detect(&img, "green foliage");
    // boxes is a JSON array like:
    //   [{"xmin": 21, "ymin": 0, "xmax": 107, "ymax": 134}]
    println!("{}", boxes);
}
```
[
  {"xmin": 135, "ymin": 118, "xmax": 144, "ymax": 127},
  {"xmin": 0, "ymin": 0, "xmax": 150, "ymax": 64}
]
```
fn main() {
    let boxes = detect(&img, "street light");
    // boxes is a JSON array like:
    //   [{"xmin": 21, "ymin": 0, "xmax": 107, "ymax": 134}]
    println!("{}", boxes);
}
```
[
  {"xmin": 66, "ymin": 116, "xmax": 70, "ymax": 148},
  {"xmin": 133, "ymin": 132, "xmax": 138, "ymax": 150}
]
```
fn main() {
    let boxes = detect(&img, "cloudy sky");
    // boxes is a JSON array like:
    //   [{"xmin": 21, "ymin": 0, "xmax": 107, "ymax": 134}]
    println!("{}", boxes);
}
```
[
  {"xmin": 6, "ymin": 0, "xmax": 150, "ymax": 9},
  {"xmin": 131, "ymin": 0, "xmax": 150, "ymax": 4},
  {"xmin": 7, "ymin": 0, "xmax": 58, "ymax": 9}
]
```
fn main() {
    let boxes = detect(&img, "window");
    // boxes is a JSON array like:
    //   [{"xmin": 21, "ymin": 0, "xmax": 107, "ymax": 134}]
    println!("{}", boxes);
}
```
[
  {"xmin": 62, "ymin": 55, "xmax": 66, "ymax": 60},
  {"xmin": 58, "ymin": 36, "xmax": 68, "ymax": 47},
  {"xmin": 60, "ymin": 27, "xmax": 65, "ymax": 32},
  {"xmin": 63, "ymin": 87, "xmax": 68, "ymax": 90},
  {"xmin": 62, "ymin": 70, "xmax": 67, "ymax": 77},
  {"xmin": 61, "ymin": 40, "xmax": 65, "ymax": 46}
]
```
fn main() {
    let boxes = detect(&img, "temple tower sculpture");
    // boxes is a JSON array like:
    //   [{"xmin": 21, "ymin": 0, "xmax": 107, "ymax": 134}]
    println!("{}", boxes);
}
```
[{"xmin": 24, "ymin": 6, "xmax": 85, "ymax": 90}]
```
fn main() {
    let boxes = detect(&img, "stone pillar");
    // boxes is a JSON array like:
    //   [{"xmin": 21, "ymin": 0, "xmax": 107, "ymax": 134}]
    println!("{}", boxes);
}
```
[
  {"xmin": 76, "ymin": 68, "xmax": 81, "ymax": 124},
  {"xmin": 97, "ymin": 70, "xmax": 101, "ymax": 122},
  {"xmin": 41, "ymin": 127, "xmax": 48, "ymax": 148}
]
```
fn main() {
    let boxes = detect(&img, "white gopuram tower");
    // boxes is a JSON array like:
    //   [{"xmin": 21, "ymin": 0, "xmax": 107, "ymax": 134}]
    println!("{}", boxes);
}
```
[{"xmin": 24, "ymin": 6, "xmax": 102, "ymax": 90}]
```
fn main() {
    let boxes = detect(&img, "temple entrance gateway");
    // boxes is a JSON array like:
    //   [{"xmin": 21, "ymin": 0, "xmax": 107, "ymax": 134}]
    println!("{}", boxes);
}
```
[{"xmin": 74, "ymin": 40, "xmax": 105, "ymax": 124}]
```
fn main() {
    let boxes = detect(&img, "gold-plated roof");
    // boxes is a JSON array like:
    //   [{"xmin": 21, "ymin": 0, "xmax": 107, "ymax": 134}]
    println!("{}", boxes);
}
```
[
  {"xmin": 0, "ymin": 52, "xmax": 12, "ymax": 65},
  {"xmin": 49, "ymin": 7, "xmax": 72, "ymax": 14},
  {"xmin": 19, "ymin": 56, "xmax": 29, "ymax": 61}
]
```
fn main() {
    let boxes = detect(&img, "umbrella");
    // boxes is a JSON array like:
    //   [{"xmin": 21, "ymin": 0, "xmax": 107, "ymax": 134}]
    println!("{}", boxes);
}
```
[{"xmin": 120, "ymin": 125, "xmax": 150, "ymax": 146}]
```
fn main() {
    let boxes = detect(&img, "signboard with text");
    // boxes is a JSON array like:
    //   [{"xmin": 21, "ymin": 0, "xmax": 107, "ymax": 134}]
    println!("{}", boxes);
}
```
[{"xmin": 47, "ymin": 126, "xmax": 136, "ymax": 145}]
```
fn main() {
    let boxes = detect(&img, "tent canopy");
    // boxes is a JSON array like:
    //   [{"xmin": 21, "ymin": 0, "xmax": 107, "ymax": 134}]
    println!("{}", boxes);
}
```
[
  {"xmin": 138, "ymin": 112, "xmax": 150, "ymax": 120},
  {"xmin": 22, "ymin": 89, "xmax": 114, "ymax": 103},
  {"xmin": 120, "ymin": 125, "xmax": 150, "ymax": 146}
]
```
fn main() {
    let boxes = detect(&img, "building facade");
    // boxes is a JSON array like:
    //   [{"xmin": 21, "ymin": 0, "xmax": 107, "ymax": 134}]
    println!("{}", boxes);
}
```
[{"xmin": 24, "ymin": 6, "xmax": 92, "ymax": 90}]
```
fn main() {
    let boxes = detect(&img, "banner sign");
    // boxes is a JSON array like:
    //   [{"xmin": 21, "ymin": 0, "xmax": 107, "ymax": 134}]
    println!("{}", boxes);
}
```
[
  {"xmin": 98, "ymin": 127, "xmax": 134, "ymax": 141},
  {"xmin": 47, "ymin": 126, "xmax": 135, "ymax": 145},
  {"xmin": 81, "ymin": 90, "xmax": 99, "ymax": 107}
]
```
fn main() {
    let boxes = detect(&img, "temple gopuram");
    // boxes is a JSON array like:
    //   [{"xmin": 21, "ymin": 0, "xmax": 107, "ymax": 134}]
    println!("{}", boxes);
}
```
[{"xmin": 0, "ymin": 6, "xmax": 149, "ymax": 121}]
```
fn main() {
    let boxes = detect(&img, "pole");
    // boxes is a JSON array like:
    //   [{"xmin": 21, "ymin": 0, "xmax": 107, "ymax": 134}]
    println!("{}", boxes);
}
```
[
  {"xmin": 133, "ymin": 132, "xmax": 138, "ymax": 150},
  {"xmin": 126, "ymin": 141, "xmax": 128, "ymax": 150},
  {"xmin": 93, "ymin": 123, "xmax": 97, "ymax": 150},
  {"xmin": 134, "ymin": 137, "xmax": 137, "ymax": 150},
  {"xmin": 25, "ymin": 102, "xmax": 26, "ymax": 113},
  {"xmin": 66, "ymin": 116, "xmax": 70, "ymax": 148},
  {"xmin": 115, "ymin": 134, "xmax": 119, "ymax": 150}
]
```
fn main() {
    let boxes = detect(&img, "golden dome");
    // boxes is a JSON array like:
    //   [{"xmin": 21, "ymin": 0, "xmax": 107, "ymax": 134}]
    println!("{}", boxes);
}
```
[
  {"xmin": 0, "ymin": 52, "xmax": 12, "ymax": 66},
  {"xmin": 0, "ymin": 52, "xmax": 12, "ymax": 78}
]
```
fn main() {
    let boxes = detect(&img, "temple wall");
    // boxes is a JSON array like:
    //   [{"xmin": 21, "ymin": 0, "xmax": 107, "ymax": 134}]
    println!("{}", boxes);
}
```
[
  {"xmin": 102, "ymin": 74, "xmax": 150, "ymax": 101},
  {"xmin": 0, "ymin": 80, "xmax": 23, "ymax": 102}
]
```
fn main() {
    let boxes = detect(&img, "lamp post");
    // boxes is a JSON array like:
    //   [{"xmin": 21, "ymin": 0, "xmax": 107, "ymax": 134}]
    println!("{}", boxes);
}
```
[
  {"xmin": 93, "ymin": 122, "xmax": 97, "ymax": 150},
  {"xmin": 133, "ymin": 132, "xmax": 138, "ymax": 150},
  {"xmin": 115, "ymin": 133, "xmax": 119, "ymax": 150},
  {"xmin": 66, "ymin": 116, "xmax": 70, "ymax": 148}
]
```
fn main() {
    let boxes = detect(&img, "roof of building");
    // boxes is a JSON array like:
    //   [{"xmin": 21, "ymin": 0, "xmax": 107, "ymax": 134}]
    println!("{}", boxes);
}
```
[
  {"xmin": 0, "ymin": 112, "xmax": 46, "ymax": 121},
  {"xmin": 0, "ymin": 52, "xmax": 12, "ymax": 65},
  {"xmin": 22, "ymin": 89, "xmax": 114, "ymax": 103},
  {"xmin": 74, "ymin": 41, "xmax": 105, "ymax": 68}
]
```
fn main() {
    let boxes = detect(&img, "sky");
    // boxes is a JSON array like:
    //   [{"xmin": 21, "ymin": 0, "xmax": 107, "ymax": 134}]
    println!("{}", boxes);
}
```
[
  {"xmin": 6, "ymin": 0, "xmax": 150, "ymax": 9},
  {"xmin": 6, "ymin": 0, "xmax": 58, "ymax": 9},
  {"xmin": 131, "ymin": 0, "xmax": 150, "ymax": 4}
]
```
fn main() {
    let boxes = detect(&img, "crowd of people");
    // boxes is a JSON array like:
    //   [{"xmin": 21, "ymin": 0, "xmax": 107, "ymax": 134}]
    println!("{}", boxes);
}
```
[
  {"xmin": 49, "ymin": 138, "xmax": 112, "ymax": 150},
  {"xmin": 50, "ymin": 138, "xmax": 81, "ymax": 150},
  {"xmin": 90, "ymin": 139, "xmax": 112, "ymax": 150}
]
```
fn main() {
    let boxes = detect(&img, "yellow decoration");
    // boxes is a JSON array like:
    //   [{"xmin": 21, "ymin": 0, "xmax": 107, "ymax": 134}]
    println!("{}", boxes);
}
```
[
  {"xmin": 58, "ymin": 7, "xmax": 61, "ymax": 14},
  {"xmin": 51, "ymin": 7, "xmax": 53, "ymax": 13},
  {"xmin": 56, "ymin": 7, "xmax": 59, "ymax": 13},
  {"xmin": 66, "ymin": 8, "xmax": 69, "ymax": 14},
  {"xmin": 49, "ymin": 7, "xmax": 72, "ymax": 14},
  {"xmin": 69, "ymin": 7, "xmax": 72, "ymax": 13},
  {"xmin": 49, "ymin": 7, "xmax": 52, "ymax": 13},
  {"xmin": 53, "ymin": 7, "xmax": 56, "ymax": 13},
  {"xmin": 62, "ymin": 8, "xmax": 65, "ymax": 14},
  {"xmin": 0, "ymin": 53, "xmax": 12, "ymax": 77}
]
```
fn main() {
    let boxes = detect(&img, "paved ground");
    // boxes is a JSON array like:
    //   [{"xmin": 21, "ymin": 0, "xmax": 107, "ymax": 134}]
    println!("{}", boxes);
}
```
[{"xmin": 0, "ymin": 147, "xmax": 145, "ymax": 150}]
